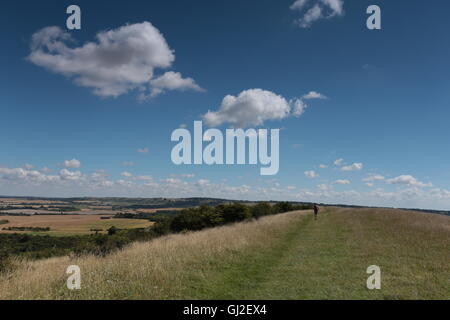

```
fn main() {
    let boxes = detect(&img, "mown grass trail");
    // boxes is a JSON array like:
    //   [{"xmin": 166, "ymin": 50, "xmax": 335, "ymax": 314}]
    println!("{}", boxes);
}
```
[{"xmin": 185, "ymin": 208, "xmax": 450, "ymax": 300}]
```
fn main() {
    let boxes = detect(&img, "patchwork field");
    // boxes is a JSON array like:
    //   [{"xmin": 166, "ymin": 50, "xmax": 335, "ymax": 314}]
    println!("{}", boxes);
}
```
[{"xmin": 0, "ymin": 215, "xmax": 153, "ymax": 236}]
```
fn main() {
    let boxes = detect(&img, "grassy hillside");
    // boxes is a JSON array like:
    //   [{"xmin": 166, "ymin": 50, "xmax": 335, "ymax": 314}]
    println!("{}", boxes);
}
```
[{"xmin": 0, "ymin": 207, "xmax": 448, "ymax": 300}]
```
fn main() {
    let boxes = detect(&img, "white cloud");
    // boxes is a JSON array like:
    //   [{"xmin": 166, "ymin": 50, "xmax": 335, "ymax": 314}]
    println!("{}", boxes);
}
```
[
  {"xmin": 28, "ymin": 22, "xmax": 201, "ymax": 99},
  {"xmin": 291, "ymin": 98, "xmax": 308, "ymax": 117},
  {"xmin": 290, "ymin": 0, "xmax": 344, "ymax": 28},
  {"xmin": 203, "ymin": 89, "xmax": 291, "ymax": 127},
  {"xmin": 91, "ymin": 171, "xmax": 108, "ymax": 182},
  {"xmin": 0, "ymin": 167, "xmax": 58, "ymax": 183},
  {"xmin": 121, "ymin": 171, "xmax": 133, "ymax": 177},
  {"xmin": 23, "ymin": 163, "xmax": 34, "ymax": 169},
  {"xmin": 303, "ymin": 91, "xmax": 328, "ymax": 100},
  {"xmin": 386, "ymin": 175, "xmax": 432, "ymax": 188},
  {"xmin": 59, "ymin": 169, "xmax": 81, "ymax": 181},
  {"xmin": 341, "ymin": 163, "xmax": 363, "ymax": 171},
  {"xmin": 290, "ymin": 0, "xmax": 309, "ymax": 11},
  {"xmin": 322, "ymin": 0, "xmax": 344, "ymax": 15},
  {"xmin": 133, "ymin": 175, "xmax": 153, "ymax": 181},
  {"xmin": 319, "ymin": 164, "xmax": 328, "ymax": 168},
  {"xmin": 296, "ymin": 4, "xmax": 323, "ymax": 28},
  {"xmin": 317, "ymin": 184, "xmax": 330, "ymax": 191},
  {"xmin": 196, "ymin": 179, "xmax": 210, "ymax": 186},
  {"xmin": 366, "ymin": 183, "xmax": 374, "ymax": 187},
  {"xmin": 164, "ymin": 178, "xmax": 183, "ymax": 185},
  {"xmin": 333, "ymin": 179, "xmax": 350, "ymax": 185},
  {"xmin": 137, "ymin": 148, "xmax": 149, "ymax": 154},
  {"xmin": 304, "ymin": 170, "xmax": 318, "ymax": 178},
  {"xmin": 147, "ymin": 71, "xmax": 204, "ymax": 98},
  {"xmin": 202, "ymin": 89, "xmax": 325, "ymax": 128},
  {"xmin": 334, "ymin": 158, "xmax": 344, "ymax": 166},
  {"xmin": 63, "ymin": 159, "xmax": 81, "ymax": 168},
  {"xmin": 122, "ymin": 161, "xmax": 135, "ymax": 167},
  {"xmin": 363, "ymin": 174, "xmax": 385, "ymax": 182}
]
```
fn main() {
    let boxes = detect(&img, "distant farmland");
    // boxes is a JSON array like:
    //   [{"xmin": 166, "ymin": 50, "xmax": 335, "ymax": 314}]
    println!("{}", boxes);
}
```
[{"xmin": 0, "ymin": 215, "xmax": 153, "ymax": 236}]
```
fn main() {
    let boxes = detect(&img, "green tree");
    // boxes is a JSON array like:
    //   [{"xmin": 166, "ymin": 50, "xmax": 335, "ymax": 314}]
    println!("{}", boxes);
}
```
[
  {"xmin": 251, "ymin": 202, "xmax": 272, "ymax": 219},
  {"xmin": 217, "ymin": 203, "xmax": 251, "ymax": 224}
]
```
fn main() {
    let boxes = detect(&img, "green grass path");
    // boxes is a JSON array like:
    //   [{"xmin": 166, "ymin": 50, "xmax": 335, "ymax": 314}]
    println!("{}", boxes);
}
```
[{"xmin": 187, "ymin": 209, "xmax": 449, "ymax": 300}]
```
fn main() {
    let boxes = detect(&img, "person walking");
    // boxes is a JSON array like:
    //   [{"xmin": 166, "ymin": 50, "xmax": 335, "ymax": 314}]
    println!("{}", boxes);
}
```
[{"xmin": 313, "ymin": 204, "xmax": 319, "ymax": 220}]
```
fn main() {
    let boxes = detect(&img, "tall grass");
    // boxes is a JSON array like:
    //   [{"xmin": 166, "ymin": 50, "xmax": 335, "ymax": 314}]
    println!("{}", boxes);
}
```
[{"xmin": 0, "ymin": 210, "xmax": 308, "ymax": 299}]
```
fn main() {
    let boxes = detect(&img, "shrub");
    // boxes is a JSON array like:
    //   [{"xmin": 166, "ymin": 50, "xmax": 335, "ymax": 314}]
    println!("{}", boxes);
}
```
[
  {"xmin": 170, "ymin": 205, "xmax": 223, "ymax": 232},
  {"xmin": 216, "ymin": 203, "xmax": 251, "ymax": 224},
  {"xmin": 107, "ymin": 226, "xmax": 118, "ymax": 235},
  {"xmin": 152, "ymin": 217, "xmax": 174, "ymax": 235},
  {"xmin": 251, "ymin": 202, "xmax": 272, "ymax": 219},
  {"xmin": 0, "ymin": 252, "xmax": 14, "ymax": 274},
  {"xmin": 272, "ymin": 201, "xmax": 293, "ymax": 214}
]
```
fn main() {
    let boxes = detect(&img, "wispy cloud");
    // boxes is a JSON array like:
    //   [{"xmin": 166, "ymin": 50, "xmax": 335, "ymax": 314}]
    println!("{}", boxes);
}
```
[
  {"xmin": 334, "ymin": 158, "xmax": 344, "ymax": 166},
  {"xmin": 137, "ymin": 148, "xmax": 149, "ymax": 154},
  {"xmin": 290, "ymin": 0, "xmax": 345, "ymax": 28},
  {"xmin": 333, "ymin": 179, "xmax": 350, "ymax": 185},
  {"xmin": 341, "ymin": 163, "xmax": 363, "ymax": 171},
  {"xmin": 304, "ymin": 170, "xmax": 318, "ymax": 178},
  {"xmin": 363, "ymin": 174, "xmax": 385, "ymax": 182},
  {"xmin": 386, "ymin": 175, "xmax": 432, "ymax": 188},
  {"xmin": 63, "ymin": 159, "xmax": 81, "ymax": 168}
]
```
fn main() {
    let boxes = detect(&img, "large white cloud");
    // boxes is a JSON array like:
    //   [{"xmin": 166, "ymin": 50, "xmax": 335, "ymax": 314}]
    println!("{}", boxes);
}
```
[
  {"xmin": 202, "ymin": 89, "xmax": 325, "ymax": 127},
  {"xmin": 290, "ymin": 0, "xmax": 344, "ymax": 28},
  {"xmin": 28, "ymin": 22, "xmax": 202, "ymax": 99}
]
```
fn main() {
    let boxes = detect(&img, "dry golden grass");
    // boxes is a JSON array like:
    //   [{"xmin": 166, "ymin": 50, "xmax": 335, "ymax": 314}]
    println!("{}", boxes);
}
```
[
  {"xmin": 0, "ymin": 215, "xmax": 153, "ymax": 236},
  {"xmin": 0, "ymin": 210, "xmax": 309, "ymax": 300}
]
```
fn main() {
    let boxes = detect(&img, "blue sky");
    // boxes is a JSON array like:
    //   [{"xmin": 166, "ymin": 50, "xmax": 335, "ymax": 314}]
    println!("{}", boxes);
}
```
[{"xmin": 1, "ymin": 0, "xmax": 450, "ymax": 209}]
